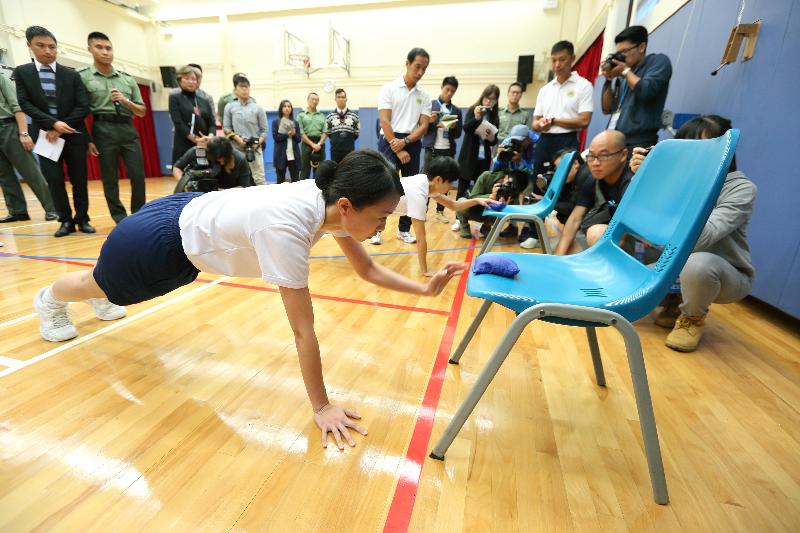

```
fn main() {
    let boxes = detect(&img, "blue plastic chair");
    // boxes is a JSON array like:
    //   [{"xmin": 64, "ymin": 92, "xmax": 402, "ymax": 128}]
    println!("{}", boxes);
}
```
[
  {"xmin": 478, "ymin": 151, "xmax": 576, "ymax": 255},
  {"xmin": 429, "ymin": 131, "xmax": 740, "ymax": 505}
]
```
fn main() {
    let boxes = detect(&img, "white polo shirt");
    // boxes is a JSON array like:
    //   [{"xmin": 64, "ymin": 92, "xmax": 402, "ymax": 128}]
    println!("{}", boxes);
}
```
[
  {"xmin": 534, "ymin": 71, "xmax": 594, "ymax": 134},
  {"xmin": 179, "ymin": 180, "xmax": 348, "ymax": 289},
  {"xmin": 378, "ymin": 77, "xmax": 432, "ymax": 135},
  {"xmin": 395, "ymin": 174, "xmax": 430, "ymax": 221}
]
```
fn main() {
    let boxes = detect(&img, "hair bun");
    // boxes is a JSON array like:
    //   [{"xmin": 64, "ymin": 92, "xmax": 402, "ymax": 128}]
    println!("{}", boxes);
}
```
[{"xmin": 314, "ymin": 160, "xmax": 338, "ymax": 190}]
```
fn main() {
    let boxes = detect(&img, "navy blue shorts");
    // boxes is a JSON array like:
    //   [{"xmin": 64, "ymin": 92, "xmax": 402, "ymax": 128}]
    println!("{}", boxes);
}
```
[{"xmin": 93, "ymin": 193, "xmax": 203, "ymax": 306}]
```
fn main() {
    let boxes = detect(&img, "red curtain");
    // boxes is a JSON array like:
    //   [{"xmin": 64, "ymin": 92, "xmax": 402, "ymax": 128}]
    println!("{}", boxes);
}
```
[
  {"xmin": 573, "ymin": 32, "xmax": 604, "ymax": 151},
  {"xmin": 85, "ymin": 83, "xmax": 162, "ymax": 179}
]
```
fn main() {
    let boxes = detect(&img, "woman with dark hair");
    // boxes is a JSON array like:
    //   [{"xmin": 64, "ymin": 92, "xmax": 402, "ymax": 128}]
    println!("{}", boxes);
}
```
[
  {"xmin": 630, "ymin": 114, "xmax": 755, "ymax": 352},
  {"xmin": 168, "ymin": 65, "xmax": 216, "ymax": 163},
  {"xmin": 172, "ymin": 136, "xmax": 252, "ymax": 192},
  {"xmin": 32, "ymin": 149, "xmax": 466, "ymax": 448},
  {"xmin": 457, "ymin": 84, "xmax": 500, "ymax": 202},
  {"xmin": 272, "ymin": 99, "xmax": 301, "ymax": 183}
]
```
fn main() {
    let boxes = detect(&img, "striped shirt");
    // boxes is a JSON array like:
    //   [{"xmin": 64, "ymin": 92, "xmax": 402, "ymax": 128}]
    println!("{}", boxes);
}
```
[{"xmin": 34, "ymin": 59, "xmax": 58, "ymax": 116}]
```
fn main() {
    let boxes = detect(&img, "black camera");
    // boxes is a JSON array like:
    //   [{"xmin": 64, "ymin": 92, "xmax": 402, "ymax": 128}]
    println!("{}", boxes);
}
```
[
  {"xmin": 497, "ymin": 139, "xmax": 522, "ymax": 162},
  {"xmin": 495, "ymin": 181, "xmax": 516, "ymax": 202},
  {"xmin": 244, "ymin": 136, "xmax": 260, "ymax": 163},
  {"xmin": 185, "ymin": 167, "xmax": 221, "ymax": 193},
  {"xmin": 602, "ymin": 51, "xmax": 626, "ymax": 72}
]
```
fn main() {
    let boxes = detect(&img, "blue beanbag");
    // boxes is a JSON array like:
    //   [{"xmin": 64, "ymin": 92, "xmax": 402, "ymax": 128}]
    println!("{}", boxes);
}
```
[
  {"xmin": 471, "ymin": 255, "xmax": 520, "ymax": 278},
  {"xmin": 487, "ymin": 202, "xmax": 506, "ymax": 211}
]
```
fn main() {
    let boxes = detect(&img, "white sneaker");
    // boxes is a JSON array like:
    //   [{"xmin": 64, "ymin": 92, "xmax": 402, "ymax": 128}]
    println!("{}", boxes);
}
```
[
  {"xmin": 368, "ymin": 232, "xmax": 382, "ymax": 245},
  {"xmin": 434, "ymin": 212, "xmax": 449, "ymax": 224},
  {"xmin": 87, "ymin": 298, "xmax": 126, "ymax": 321},
  {"xmin": 397, "ymin": 231, "xmax": 416, "ymax": 244},
  {"xmin": 450, "ymin": 220, "xmax": 461, "ymax": 232},
  {"xmin": 520, "ymin": 237, "xmax": 539, "ymax": 249},
  {"xmin": 34, "ymin": 287, "xmax": 78, "ymax": 342}
]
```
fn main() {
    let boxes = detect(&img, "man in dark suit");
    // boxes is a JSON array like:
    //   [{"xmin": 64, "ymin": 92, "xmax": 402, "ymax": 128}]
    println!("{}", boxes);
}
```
[{"xmin": 15, "ymin": 25, "xmax": 94, "ymax": 237}]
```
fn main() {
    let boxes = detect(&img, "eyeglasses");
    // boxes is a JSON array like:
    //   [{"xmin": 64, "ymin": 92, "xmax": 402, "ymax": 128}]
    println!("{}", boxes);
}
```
[
  {"xmin": 618, "ymin": 44, "xmax": 639, "ymax": 56},
  {"xmin": 586, "ymin": 149, "xmax": 624, "ymax": 162}
]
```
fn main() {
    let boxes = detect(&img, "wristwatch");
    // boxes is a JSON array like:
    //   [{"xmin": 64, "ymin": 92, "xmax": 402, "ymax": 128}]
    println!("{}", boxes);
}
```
[
  {"xmin": 403, "ymin": 137, "xmax": 409, "ymax": 146},
  {"xmin": 19, "ymin": 132, "xmax": 30, "ymax": 137},
  {"xmin": 621, "ymin": 67, "xmax": 631, "ymax": 76},
  {"xmin": 550, "ymin": 117, "xmax": 557, "ymax": 126}
]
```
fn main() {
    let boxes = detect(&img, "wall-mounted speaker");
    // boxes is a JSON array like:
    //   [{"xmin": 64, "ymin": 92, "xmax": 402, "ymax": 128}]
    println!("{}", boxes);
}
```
[
  {"xmin": 160, "ymin": 66, "xmax": 178, "ymax": 88},
  {"xmin": 516, "ymin": 55, "xmax": 535, "ymax": 91}
]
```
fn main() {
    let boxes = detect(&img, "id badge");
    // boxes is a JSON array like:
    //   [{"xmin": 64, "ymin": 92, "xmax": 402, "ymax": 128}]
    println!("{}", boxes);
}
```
[{"xmin": 608, "ymin": 112, "xmax": 621, "ymax": 130}]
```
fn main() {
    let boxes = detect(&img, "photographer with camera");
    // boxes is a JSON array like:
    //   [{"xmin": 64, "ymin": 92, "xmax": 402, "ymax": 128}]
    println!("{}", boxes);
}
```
[
  {"xmin": 601, "ymin": 25, "xmax": 672, "ymax": 150},
  {"xmin": 452, "ymin": 167, "xmax": 526, "ymax": 240},
  {"xmin": 532, "ymin": 41, "xmax": 593, "ymax": 175},
  {"xmin": 629, "ymin": 115, "xmax": 755, "ymax": 353},
  {"xmin": 172, "ymin": 136, "xmax": 252, "ymax": 193},
  {"xmin": 554, "ymin": 130, "xmax": 632, "ymax": 255},
  {"xmin": 489, "ymin": 124, "xmax": 541, "ymax": 247},
  {"xmin": 223, "ymin": 75, "xmax": 267, "ymax": 185},
  {"xmin": 457, "ymin": 85, "xmax": 500, "ymax": 205}
]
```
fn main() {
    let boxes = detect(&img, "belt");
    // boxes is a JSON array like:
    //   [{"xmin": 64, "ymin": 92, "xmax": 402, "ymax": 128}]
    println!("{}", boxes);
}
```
[
  {"xmin": 0, "ymin": 117, "xmax": 16, "ymax": 124},
  {"xmin": 93, "ymin": 114, "xmax": 132, "ymax": 124}
]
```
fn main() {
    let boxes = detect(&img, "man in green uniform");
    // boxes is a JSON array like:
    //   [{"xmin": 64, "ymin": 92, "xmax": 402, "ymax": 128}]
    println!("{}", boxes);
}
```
[
  {"xmin": 79, "ymin": 31, "xmax": 147, "ymax": 223},
  {"xmin": 0, "ymin": 74, "xmax": 56, "ymax": 223},
  {"xmin": 297, "ymin": 92, "xmax": 328, "ymax": 180}
]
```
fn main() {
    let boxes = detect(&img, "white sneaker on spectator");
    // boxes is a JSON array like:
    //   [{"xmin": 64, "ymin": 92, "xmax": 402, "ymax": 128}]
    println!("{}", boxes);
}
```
[
  {"xmin": 450, "ymin": 220, "xmax": 461, "ymax": 232},
  {"xmin": 397, "ymin": 231, "xmax": 416, "ymax": 244},
  {"xmin": 88, "ymin": 298, "xmax": 126, "ymax": 321},
  {"xmin": 520, "ymin": 237, "xmax": 539, "ymax": 249},
  {"xmin": 34, "ymin": 287, "xmax": 78, "ymax": 342},
  {"xmin": 368, "ymin": 232, "xmax": 382, "ymax": 245}
]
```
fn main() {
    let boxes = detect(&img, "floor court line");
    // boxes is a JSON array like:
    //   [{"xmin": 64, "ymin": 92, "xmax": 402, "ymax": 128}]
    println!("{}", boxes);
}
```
[
  {"xmin": 0, "ymin": 355, "xmax": 22, "ymax": 368},
  {"xmin": 0, "ymin": 243, "xmax": 512, "ymax": 264},
  {"xmin": 0, "ymin": 254, "xmax": 448, "ymax": 324},
  {"xmin": 0, "ymin": 276, "xmax": 230, "ymax": 379},
  {"xmin": 383, "ymin": 240, "xmax": 476, "ymax": 532},
  {"xmin": 0, "ymin": 214, "xmax": 111, "ymax": 232},
  {"xmin": 0, "ymin": 313, "xmax": 37, "ymax": 329},
  {"xmin": 196, "ymin": 278, "xmax": 450, "ymax": 316}
]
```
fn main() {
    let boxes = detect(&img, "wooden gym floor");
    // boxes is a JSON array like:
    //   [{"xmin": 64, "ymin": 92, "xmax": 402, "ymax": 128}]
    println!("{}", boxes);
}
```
[{"xmin": 1, "ymin": 178, "xmax": 799, "ymax": 532}]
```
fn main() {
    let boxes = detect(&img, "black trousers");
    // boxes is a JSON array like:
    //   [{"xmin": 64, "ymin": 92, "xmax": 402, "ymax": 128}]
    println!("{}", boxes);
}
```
[
  {"xmin": 275, "ymin": 161, "xmax": 299, "ymax": 183},
  {"xmin": 532, "ymin": 131, "xmax": 580, "ymax": 178},
  {"xmin": 378, "ymin": 134, "xmax": 421, "ymax": 233},
  {"xmin": 330, "ymin": 149, "xmax": 353, "ymax": 164},
  {"xmin": 40, "ymin": 140, "xmax": 89, "ymax": 223}
]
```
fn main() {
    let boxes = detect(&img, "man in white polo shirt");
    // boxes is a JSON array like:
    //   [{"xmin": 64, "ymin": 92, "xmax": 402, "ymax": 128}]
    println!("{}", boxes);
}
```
[
  {"xmin": 532, "ymin": 40, "xmax": 594, "ymax": 178},
  {"xmin": 372, "ymin": 47, "xmax": 432, "ymax": 245}
]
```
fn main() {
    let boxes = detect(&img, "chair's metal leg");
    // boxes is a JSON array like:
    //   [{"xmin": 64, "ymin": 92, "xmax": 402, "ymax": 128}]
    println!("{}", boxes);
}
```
[
  {"xmin": 585, "ymin": 327, "xmax": 606, "ymax": 387},
  {"xmin": 613, "ymin": 319, "xmax": 669, "ymax": 505},
  {"xmin": 479, "ymin": 215, "xmax": 511, "ymax": 255},
  {"xmin": 531, "ymin": 216, "xmax": 552, "ymax": 255},
  {"xmin": 430, "ymin": 310, "xmax": 533, "ymax": 460},
  {"xmin": 449, "ymin": 300, "xmax": 492, "ymax": 364}
]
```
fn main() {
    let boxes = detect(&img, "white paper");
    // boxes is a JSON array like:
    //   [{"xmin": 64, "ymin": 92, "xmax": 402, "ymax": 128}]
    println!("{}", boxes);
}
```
[
  {"xmin": 32, "ymin": 130, "xmax": 65, "ymax": 162},
  {"xmin": 474, "ymin": 120, "xmax": 498, "ymax": 142}
]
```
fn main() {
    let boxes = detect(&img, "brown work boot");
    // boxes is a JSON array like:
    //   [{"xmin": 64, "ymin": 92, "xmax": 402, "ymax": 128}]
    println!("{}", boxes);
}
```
[
  {"xmin": 665, "ymin": 315, "xmax": 706, "ymax": 352},
  {"xmin": 654, "ymin": 293, "xmax": 682, "ymax": 328}
]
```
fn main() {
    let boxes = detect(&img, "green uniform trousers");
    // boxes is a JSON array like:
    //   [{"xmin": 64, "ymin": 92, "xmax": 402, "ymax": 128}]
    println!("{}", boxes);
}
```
[
  {"xmin": 0, "ymin": 122, "xmax": 54, "ymax": 216},
  {"xmin": 93, "ymin": 120, "xmax": 146, "ymax": 223}
]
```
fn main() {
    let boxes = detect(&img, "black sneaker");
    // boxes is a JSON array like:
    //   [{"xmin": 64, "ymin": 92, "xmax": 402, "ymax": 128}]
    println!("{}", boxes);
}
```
[{"xmin": 518, "ymin": 225, "xmax": 531, "ymax": 243}]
